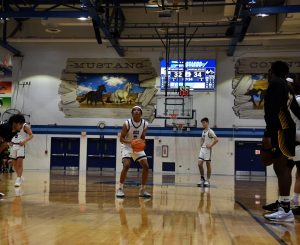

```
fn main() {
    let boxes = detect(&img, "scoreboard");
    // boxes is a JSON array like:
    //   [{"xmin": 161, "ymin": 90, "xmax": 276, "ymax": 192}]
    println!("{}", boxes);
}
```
[{"xmin": 160, "ymin": 60, "xmax": 216, "ymax": 91}]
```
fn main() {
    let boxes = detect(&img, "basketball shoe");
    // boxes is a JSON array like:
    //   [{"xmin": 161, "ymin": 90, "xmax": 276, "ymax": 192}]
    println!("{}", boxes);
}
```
[
  {"xmin": 116, "ymin": 188, "xmax": 125, "ymax": 198},
  {"xmin": 204, "ymin": 180, "xmax": 210, "ymax": 187},
  {"xmin": 139, "ymin": 189, "xmax": 151, "ymax": 198},
  {"xmin": 197, "ymin": 176, "xmax": 206, "ymax": 187},
  {"xmin": 291, "ymin": 198, "xmax": 299, "ymax": 207},
  {"xmin": 262, "ymin": 200, "xmax": 280, "ymax": 212},
  {"xmin": 14, "ymin": 177, "xmax": 22, "ymax": 187},
  {"xmin": 264, "ymin": 207, "xmax": 295, "ymax": 222}
]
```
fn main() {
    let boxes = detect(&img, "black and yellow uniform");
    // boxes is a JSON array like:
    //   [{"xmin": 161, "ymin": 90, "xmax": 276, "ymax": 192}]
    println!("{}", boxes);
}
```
[{"xmin": 264, "ymin": 77, "xmax": 300, "ymax": 157}]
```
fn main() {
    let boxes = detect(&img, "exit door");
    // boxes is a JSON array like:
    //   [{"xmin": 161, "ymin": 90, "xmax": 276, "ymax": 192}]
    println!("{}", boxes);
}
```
[
  {"xmin": 50, "ymin": 137, "xmax": 80, "ymax": 170},
  {"xmin": 87, "ymin": 138, "xmax": 117, "ymax": 170},
  {"xmin": 235, "ymin": 141, "xmax": 265, "ymax": 176}
]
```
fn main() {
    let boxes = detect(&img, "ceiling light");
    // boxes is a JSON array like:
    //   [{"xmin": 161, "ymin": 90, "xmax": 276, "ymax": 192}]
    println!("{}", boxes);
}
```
[{"xmin": 255, "ymin": 13, "xmax": 269, "ymax": 18}]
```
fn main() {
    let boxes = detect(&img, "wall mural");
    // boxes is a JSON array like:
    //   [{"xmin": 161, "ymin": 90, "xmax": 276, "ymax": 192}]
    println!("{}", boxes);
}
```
[
  {"xmin": 59, "ymin": 58, "xmax": 158, "ymax": 122},
  {"xmin": 233, "ymin": 57, "xmax": 300, "ymax": 119},
  {"xmin": 0, "ymin": 54, "xmax": 13, "ymax": 116}
]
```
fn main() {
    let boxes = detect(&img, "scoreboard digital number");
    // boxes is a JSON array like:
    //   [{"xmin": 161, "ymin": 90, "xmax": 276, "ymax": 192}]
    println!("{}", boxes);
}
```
[{"xmin": 160, "ymin": 60, "xmax": 216, "ymax": 91}]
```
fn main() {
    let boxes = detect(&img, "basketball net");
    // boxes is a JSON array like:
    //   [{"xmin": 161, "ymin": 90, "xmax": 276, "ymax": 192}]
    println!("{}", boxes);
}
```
[
  {"xmin": 176, "ymin": 122, "xmax": 184, "ymax": 133},
  {"xmin": 169, "ymin": 113, "xmax": 178, "ymax": 128}
]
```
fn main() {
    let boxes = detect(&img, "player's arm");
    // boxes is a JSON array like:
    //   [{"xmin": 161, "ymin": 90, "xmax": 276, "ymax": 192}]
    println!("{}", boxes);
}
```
[
  {"xmin": 207, "ymin": 136, "xmax": 218, "ymax": 149},
  {"xmin": 207, "ymin": 131, "xmax": 219, "ymax": 149},
  {"xmin": 119, "ymin": 122, "xmax": 131, "ymax": 144},
  {"xmin": 20, "ymin": 125, "xmax": 34, "ymax": 146},
  {"xmin": 140, "ymin": 127, "xmax": 148, "ymax": 141}
]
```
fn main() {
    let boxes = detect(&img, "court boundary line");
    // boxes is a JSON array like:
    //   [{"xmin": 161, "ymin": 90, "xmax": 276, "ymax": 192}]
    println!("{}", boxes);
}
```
[{"xmin": 236, "ymin": 200, "xmax": 288, "ymax": 245}]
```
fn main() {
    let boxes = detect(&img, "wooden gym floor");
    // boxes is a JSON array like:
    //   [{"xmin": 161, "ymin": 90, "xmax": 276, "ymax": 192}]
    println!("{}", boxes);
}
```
[{"xmin": 0, "ymin": 171, "xmax": 299, "ymax": 245}]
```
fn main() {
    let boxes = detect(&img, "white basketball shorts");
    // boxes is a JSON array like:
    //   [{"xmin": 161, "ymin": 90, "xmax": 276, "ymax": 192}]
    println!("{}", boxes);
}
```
[
  {"xmin": 9, "ymin": 144, "xmax": 25, "ymax": 159},
  {"xmin": 121, "ymin": 144, "xmax": 147, "ymax": 162},
  {"xmin": 199, "ymin": 147, "xmax": 212, "ymax": 161}
]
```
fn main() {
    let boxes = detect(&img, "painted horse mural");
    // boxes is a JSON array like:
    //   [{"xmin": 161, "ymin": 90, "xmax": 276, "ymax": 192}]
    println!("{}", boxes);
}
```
[
  {"xmin": 79, "ymin": 84, "xmax": 106, "ymax": 105},
  {"xmin": 113, "ymin": 82, "xmax": 133, "ymax": 103}
]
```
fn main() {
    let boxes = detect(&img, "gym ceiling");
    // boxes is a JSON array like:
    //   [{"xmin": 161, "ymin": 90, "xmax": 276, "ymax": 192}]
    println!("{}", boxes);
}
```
[{"xmin": 0, "ymin": 0, "xmax": 300, "ymax": 57}]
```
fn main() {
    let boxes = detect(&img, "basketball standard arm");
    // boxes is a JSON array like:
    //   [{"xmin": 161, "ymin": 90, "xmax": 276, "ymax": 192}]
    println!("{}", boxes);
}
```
[{"xmin": 119, "ymin": 123, "xmax": 131, "ymax": 144}]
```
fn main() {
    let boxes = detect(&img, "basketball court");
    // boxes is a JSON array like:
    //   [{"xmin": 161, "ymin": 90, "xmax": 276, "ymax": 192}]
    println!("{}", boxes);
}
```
[
  {"xmin": 1, "ymin": 171, "xmax": 299, "ymax": 244},
  {"xmin": 1, "ymin": 1, "xmax": 300, "ymax": 244}
]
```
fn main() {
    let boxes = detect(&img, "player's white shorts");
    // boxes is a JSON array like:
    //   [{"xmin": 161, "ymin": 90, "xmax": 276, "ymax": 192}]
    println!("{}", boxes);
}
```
[
  {"xmin": 199, "ymin": 147, "xmax": 212, "ymax": 161},
  {"xmin": 121, "ymin": 144, "xmax": 147, "ymax": 162},
  {"xmin": 294, "ymin": 145, "xmax": 300, "ymax": 162},
  {"xmin": 9, "ymin": 144, "xmax": 25, "ymax": 159}
]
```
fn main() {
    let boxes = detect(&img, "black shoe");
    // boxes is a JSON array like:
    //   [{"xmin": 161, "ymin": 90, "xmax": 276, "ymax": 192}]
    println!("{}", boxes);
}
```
[
  {"xmin": 292, "ymin": 206, "xmax": 300, "ymax": 215},
  {"xmin": 262, "ymin": 200, "xmax": 280, "ymax": 211}
]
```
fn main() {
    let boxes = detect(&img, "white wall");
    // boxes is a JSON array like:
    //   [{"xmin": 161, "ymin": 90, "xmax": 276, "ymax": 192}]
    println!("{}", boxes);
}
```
[
  {"xmin": 2, "ymin": 43, "xmax": 274, "ymax": 128},
  {"xmin": 25, "ymin": 134, "xmax": 276, "ymax": 176},
  {"xmin": 2, "ymin": 44, "xmax": 300, "ymax": 176}
]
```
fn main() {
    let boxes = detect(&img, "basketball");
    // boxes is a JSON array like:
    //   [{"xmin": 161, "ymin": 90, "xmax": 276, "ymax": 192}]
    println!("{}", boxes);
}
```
[{"xmin": 131, "ymin": 139, "xmax": 145, "ymax": 152}]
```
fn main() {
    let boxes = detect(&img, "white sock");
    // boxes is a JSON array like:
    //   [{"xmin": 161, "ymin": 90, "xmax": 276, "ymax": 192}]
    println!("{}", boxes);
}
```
[
  {"xmin": 119, "ymin": 183, "xmax": 124, "ymax": 189},
  {"xmin": 279, "ymin": 196, "xmax": 290, "ymax": 203},
  {"xmin": 293, "ymin": 192, "xmax": 299, "ymax": 201}
]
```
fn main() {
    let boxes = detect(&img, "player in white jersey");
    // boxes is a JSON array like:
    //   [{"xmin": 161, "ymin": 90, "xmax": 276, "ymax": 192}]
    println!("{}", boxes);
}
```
[
  {"xmin": 197, "ymin": 117, "xmax": 218, "ymax": 187},
  {"xmin": 287, "ymin": 77, "xmax": 300, "ymax": 212},
  {"xmin": 116, "ymin": 106, "xmax": 151, "ymax": 198},
  {"xmin": 10, "ymin": 122, "xmax": 33, "ymax": 187}
]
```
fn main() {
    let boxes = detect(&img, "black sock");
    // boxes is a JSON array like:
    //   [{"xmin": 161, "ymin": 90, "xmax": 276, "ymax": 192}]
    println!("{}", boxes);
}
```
[
  {"xmin": 280, "ymin": 201, "xmax": 290, "ymax": 213},
  {"xmin": 201, "ymin": 176, "xmax": 205, "ymax": 181}
]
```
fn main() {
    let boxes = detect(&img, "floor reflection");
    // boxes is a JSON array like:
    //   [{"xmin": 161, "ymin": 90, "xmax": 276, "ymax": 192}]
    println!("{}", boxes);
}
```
[
  {"xmin": 1, "ymin": 170, "xmax": 298, "ymax": 244},
  {"xmin": 116, "ymin": 198, "xmax": 153, "ymax": 244}
]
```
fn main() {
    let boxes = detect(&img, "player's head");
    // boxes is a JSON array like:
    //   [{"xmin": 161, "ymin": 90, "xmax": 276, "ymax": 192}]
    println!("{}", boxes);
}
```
[
  {"xmin": 201, "ymin": 117, "xmax": 209, "ymax": 128},
  {"xmin": 131, "ymin": 106, "xmax": 143, "ymax": 116},
  {"xmin": 8, "ymin": 114, "xmax": 25, "ymax": 131},
  {"xmin": 269, "ymin": 61, "xmax": 289, "ymax": 79}
]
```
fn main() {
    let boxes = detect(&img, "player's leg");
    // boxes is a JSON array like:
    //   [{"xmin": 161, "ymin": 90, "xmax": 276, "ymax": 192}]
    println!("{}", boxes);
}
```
[
  {"xmin": 198, "ymin": 148, "xmax": 206, "ymax": 186},
  {"xmin": 264, "ymin": 156, "xmax": 294, "ymax": 222},
  {"xmin": 0, "ymin": 142, "xmax": 8, "ymax": 155},
  {"xmin": 116, "ymin": 157, "xmax": 131, "ymax": 198},
  {"xmin": 0, "ymin": 144, "xmax": 9, "ymax": 199},
  {"xmin": 13, "ymin": 146, "xmax": 25, "ymax": 187},
  {"xmin": 205, "ymin": 161, "xmax": 211, "ymax": 187},
  {"xmin": 14, "ymin": 158, "xmax": 24, "ymax": 187},
  {"xmin": 292, "ymin": 163, "xmax": 300, "ymax": 206},
  {"xmin": 197, "ymin": 159, "xmax": 205, "ymax": 186},
  {"xmin": 137, "ymin": 156, "xmax": 151, "ymax": 198}
]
